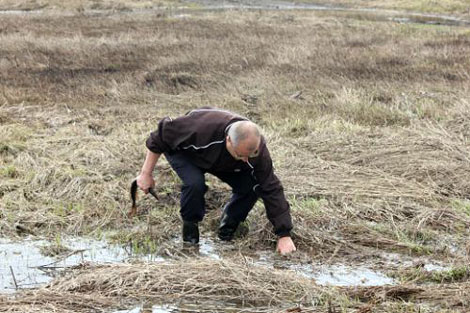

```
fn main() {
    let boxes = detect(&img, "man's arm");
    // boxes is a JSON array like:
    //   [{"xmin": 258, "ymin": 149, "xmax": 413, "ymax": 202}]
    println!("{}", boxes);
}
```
[
  {"xmin": 252, "ymin": 142, "xmax": 296, "ymax": 255},
  {"xmin": 136, "ymin": 149, "xmax": 161, "ymax": 193}
]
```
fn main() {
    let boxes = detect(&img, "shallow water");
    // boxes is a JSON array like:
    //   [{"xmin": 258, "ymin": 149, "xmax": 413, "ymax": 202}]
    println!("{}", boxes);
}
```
[
  {"xmin": 0, "ymin": 238, "xmax": 54, "ymax": 292},
  {"xmin": 0, "ymin": 0, "xmax": 468, "ymax": 27},
  {"xmin": 313, "ymin": 264, "xmax": 395, "ymax": 286},
  {"xmin": 168, "ymin": 238, "xmax": 397, "ymax": 286},
  {"xmin": 1, "ymin": 236, "xmax": 454, "ymax": 294},
  {"xmin": 113, "ymin": 305, "xmax": 176, "ymax": 313},
  {"xmin": 381, "ymin": 252, "xmax": 450, "ymax": 272},
  {"xmin": 254, "ymin": 250, "xmax": 396, "ymax": 286},
  {"xmin": 0, "ymin": 237, "xmax": 163, "ymax": 293},
  {"xmin": 180, "ymin": 0, "xmax": 470, "ymax": 26}
]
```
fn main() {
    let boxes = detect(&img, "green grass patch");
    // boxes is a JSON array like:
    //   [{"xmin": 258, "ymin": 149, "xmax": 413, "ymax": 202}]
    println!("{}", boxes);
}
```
[
  {"xmin": 290, "ymin": 196, "xmax": 328, "ymax": 217},
  {"xmin": 451, "ymin": 199, "xmax": 470, "ymax": 216},
  {"xmin": 0, "ymin": 165, "xmax": 18, "ymax": 178},
  {"xmin": 111, "ymin": 231, "xmax": 159, "ymax": 254},
  {"xmin": 391, "ymin": 265, "xmax": 470, "ymax": 284},
  {"xmin": 430, "ymin": 265, "xmax": 470, "ymax": 283},
  {"xmin": 39, "ymin": 234, "xmax": 72, "ymax": 257}
]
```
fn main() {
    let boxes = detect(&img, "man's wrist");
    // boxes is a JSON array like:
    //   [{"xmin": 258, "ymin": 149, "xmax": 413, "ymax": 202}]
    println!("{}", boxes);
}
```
[{"xmin": 277, "ymin": 231, "xmax": 291, "ymax": 238}]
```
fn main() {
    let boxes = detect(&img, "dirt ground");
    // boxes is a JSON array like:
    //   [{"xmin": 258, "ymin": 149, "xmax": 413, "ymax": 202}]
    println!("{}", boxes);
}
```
[{"xmin": 1, "ymin": 0, "xmax": 470, "ymax": 312}]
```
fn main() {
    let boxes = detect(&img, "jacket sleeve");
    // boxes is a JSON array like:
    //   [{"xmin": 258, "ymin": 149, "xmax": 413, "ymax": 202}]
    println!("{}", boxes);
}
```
[
  {"xmin": 146, "ymin": 116, "xmax": 195, "ymax": 154},
  {"xmin": 253, "ymin": 143, "xmax": 293, "ymax": 237}
]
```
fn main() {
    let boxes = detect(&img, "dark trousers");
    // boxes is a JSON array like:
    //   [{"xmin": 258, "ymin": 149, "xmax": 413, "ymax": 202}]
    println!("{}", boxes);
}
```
[{"xmin": 164, "ymin": 152, "xmax": 259, "ymax": 223}]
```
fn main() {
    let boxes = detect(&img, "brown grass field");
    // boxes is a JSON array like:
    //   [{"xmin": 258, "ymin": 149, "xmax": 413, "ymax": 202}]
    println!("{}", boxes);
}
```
[{"xmin": 1, "ymin": 0, "xmax": 470, "ymax": 312}]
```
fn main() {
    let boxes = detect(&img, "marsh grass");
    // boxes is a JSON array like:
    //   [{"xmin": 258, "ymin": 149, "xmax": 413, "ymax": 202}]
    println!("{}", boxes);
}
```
[
  {"xmin": 0, "ymin": 259, "xmax": 330, "ymax": 312},
  {"xmin": 0, "ymin": 0, "xmax": 181, "ymax": 11},
  {"xmin": 391, "ymin": 265, "xmax": 470, "ymax": 285},
  {"xmin": 39, "ymin": 235, "xmax": 72, "ymax": 257},
  {"xmin": 1, "ymin": 5, "xmax": 470, "ymax": 312}
]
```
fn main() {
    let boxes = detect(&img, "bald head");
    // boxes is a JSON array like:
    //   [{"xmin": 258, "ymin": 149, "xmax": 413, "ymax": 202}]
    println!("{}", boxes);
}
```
[{"xmin": 227, "ymin": 121, "xmax": 261, "ymax": 150}]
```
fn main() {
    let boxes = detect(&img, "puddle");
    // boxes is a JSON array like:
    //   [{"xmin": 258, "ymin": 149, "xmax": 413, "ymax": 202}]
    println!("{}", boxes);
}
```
[
  {"xmin": 0, "ymin": 239, "xmax": 54, "ymax": 292},
  {"xmin": 254, "ymin": 250, "xmax": 395, "ymax": 286},
  {"xmin": 180, "ymin": 0, "xmax": 470, "ymax": 27},
  {"xmin": 388, "ymin": 15, "xmax": 469, "ymax": 26},
  {"xmin": 113, "ymin": 305, "xmax": 177, "ymax": 313},
  {"xmin": 167, "ymin": 239, "xmax": 396, "ymax": 286},
  {"xmin": 1, "ymin": 236, "xmax": 453, "ymax": 293},
  {"xmin": 184, "ymin": 0, "xmax": 333, "ymax": 11},
  {"xmin": 165, "ymin": 237, "xmax": 225, "ymax": 259},
  {"xmin": 197, "ymin": 238, "xmax": 221, "ymax": 259},
  {"xmin": 313, "ymin": 264, "xmax": 395, "ymax": 286},
  {"xmin": 423, "ymin": 263, "xmax": 450, "ymax": 272},
  {"xmin": 172, "ymin": 13, "xmax": 192, "ymax": 19},
  {"xmin": 381, "ymin": 252, "xmax": 451, "ymax": 272},
  {"xmin": 0, "ymin": 10, "xmax": 42, "ymax": 14},
  {"xmin": 0, "ymin": 237, "xmax": 163, "ymax": 293},
  {"xmin": 1, "ymin": 0, "xmax": 469, "ymax": 28}
]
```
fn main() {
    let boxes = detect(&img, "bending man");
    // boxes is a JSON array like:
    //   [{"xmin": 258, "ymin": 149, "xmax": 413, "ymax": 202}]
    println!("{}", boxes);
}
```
[{"xmin": 136, "ymin": 107, "xmax": 296, "ymax": 255}]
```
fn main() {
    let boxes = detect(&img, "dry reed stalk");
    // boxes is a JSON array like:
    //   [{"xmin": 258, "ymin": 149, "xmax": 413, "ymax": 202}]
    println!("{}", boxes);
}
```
[
  {"xmin": 343, "ymin": 282, "xmax": 470, "ymax": 310},
  {"xmin": 45, "ymin": 259, "xmax": 323, "ymax": 306},
  {"xmin": 0, "ymin": 290, "xmax": 115, "ymax": 313}
]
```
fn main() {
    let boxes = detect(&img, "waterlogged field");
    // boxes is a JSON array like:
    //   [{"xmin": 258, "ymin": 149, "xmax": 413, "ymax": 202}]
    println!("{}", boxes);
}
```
[{"xmin": 1, "ymin": 0, "xmax": 470, "ymax": 312}]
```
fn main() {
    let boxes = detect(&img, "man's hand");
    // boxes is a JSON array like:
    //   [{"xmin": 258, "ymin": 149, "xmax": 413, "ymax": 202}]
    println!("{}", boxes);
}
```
[
  {"xmin": 276, "ymin": 236, "xmax": 296, "ymax": 255},
  {"xmin": 136, "ymin": 150, "xmax": 160, "ymax": 193},
  {"xmin": 136, "ymin": 173, "xmax": 155, "ymax": 194}
]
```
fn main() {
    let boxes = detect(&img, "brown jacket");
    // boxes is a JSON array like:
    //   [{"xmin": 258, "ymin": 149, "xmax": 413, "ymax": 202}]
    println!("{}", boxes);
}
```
[{"xmin": 146, "ymin": 108, "xmax": 293, "ymax": 237}]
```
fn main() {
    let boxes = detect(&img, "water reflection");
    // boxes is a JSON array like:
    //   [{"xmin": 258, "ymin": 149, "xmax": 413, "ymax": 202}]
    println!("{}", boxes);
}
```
[
  {"xmin": 313, "ymin": 264, "xmax": 395, "ymax": 286},
  {"xmin": 0, "ymin": 237, "xmax": 163, "ymax": 293},
  {"xmin": 1, "ymin": 236, "xmax": 454, "ymax": 293}
]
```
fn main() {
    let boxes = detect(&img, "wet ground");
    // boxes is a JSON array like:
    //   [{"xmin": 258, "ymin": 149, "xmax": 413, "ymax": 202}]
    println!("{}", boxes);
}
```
[
  {"xmin": 183, "ymin": 0, "xmax": 470, "ymax": 27},
  {"xmin": 0, "ymin": 237, "xmax": 166, "ymax": 293},
  {"xmin": 0, "ymin": 2, "xmax": 468, "ymax": 311},
  {"xmin": 0, "ymin": 0, "xmax": 469, "ymax": 27},
  {"xmin": 0, "ymin": 236, "xmax": 451, "ymax": 295}
]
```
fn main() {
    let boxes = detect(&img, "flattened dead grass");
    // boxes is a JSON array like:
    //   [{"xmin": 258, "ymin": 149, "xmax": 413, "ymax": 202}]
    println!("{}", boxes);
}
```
[
  {"xmin": 0, "ymin": 0, "xmax": 180, "ymax": 11},
  {"xmin": 0, "ymin": 259, "xmax": 326, "ymax": 312},
  {"xmin": 1, "ymin": 7, "xmax": 470, "ymax": 312},
  {"xmin": 3, "ymin": 260, "xmax": 470, "ymax": 312},
  {"xmin": 1, "ymin": 8, "xmax": 470, "ymax": 254}
]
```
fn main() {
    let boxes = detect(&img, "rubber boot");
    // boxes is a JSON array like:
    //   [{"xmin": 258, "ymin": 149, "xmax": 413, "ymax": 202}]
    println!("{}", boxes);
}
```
[
  {"xmin": 182, "ymin": 220, "xmax": 199, "ymax": 245},
  {"xmin": 218, "ymin": 212, "xmax": 240, "ymax": 241}
]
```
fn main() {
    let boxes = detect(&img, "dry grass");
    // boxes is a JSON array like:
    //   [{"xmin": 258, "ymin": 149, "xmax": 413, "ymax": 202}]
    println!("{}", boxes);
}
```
[
  {"xmin": 1, "ymin": 4, "xmax": 470, "ymax": 249},
  {"xmin": 0, "ymin": 259, "xmax": 327, "ymax": 312},
  {"xmin": 0, "ymin": 0, "xmax": 180, "ymax": 11},
  {"xmin": 1, "ymin": 6, "xmax": 470, "ymax": 312},
  {"xmin": 2, "ymin": 260, "xmax": 470, "ymax": 312},
  {"xmin": 0, "ymin": 0, "xmax": 469, "ymax": 16}
]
